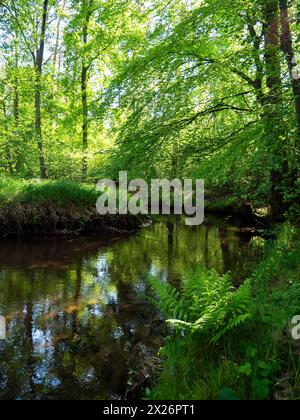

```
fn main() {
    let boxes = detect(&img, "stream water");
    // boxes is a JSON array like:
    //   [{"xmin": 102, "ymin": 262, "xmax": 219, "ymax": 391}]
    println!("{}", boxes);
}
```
[{"xmin": 0, "ymin": 216, "xmax": 263, "ymax": 400}]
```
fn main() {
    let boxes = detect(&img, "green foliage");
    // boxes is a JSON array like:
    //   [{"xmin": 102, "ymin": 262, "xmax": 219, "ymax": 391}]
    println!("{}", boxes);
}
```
[
  {"xmin": 237, "ymin": 347, "xmax": 281, "ymax": 400},
  {"xmin": 0, "ymin": 177, "xmax": 98, "ymax": 208},
  {"xmin": 103, "ymin": 0, "xmax": 299, "ymax": 208},
  {"xmin": 149, "ymin": 268, "xmax": 253, "ymax": 343},
  {"xmin": 219, "ymin": 388, "xmax": 240, "ymax": 401},
  {"xmin": 148, "ymin": 223, "xmax": 300, "ymax": 400},
  {"xmin": 0, "ymin": 0, "xmax": 144, "ymax": 179},
  {"xmin": 0, "ymin": 0, "xmax": 298, "ymax": 213},
  {"xmin": 0, "ymin": 0, "xmax": 299, "ymax": 402}
]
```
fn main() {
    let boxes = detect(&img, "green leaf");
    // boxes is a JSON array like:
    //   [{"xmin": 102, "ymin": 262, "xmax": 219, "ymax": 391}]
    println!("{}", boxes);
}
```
[
  {"xmin": 238, "ymin": 362, "xmax": 252, "ymax": 376},
  {"xmin": 219, "ymin": 388, "xmax": 240, "ymax": 401}
]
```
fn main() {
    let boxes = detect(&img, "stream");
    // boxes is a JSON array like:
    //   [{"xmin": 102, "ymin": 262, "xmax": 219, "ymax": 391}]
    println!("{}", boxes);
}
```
[{"xmin": 0, "ymin": 215, "xmax": 264, "ymax": 400}]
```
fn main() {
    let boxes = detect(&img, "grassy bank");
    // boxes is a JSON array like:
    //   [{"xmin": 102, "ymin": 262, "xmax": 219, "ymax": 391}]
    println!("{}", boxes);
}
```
[
  {"xmin": 0, "ymin": 178, "xmax": 145, "ymax": 237},
  {"xmin": 148, "ymin": 223, "xmax": 300, "ymax": 400}
]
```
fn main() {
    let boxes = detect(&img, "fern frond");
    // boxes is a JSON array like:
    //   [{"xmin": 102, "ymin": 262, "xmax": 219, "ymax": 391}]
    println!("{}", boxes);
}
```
[{"xmin": 149, "ymin": 267, "xmax": 253, "ymax": 343}]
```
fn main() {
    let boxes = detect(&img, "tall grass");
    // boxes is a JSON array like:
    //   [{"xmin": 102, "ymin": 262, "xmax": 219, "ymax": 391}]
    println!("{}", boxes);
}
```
[
  {"xmin": 0, "ymin": 177, "xmax": 145, "ymax": 236},
  {"xmin": 0, "ymin": 177, "xmax": 98, "ymax": 208}
]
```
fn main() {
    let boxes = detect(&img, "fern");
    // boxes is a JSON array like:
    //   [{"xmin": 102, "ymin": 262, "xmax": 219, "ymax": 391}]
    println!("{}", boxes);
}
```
[{"xmin": 149, "ymin": 268, "xmax": 253, "ymax": 343}]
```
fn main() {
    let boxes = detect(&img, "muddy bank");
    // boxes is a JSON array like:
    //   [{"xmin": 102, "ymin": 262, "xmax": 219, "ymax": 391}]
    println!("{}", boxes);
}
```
[
  {"xmin": 0, "ymin": 197, "xmax": 266, "ymax": 238},
  {"xmin": 205, "ymin": 196, "xmax": 268, "ymax": 228},
  {"xmin": 0, "ymin": 203, "xmax": 148, "ymax": 238}
]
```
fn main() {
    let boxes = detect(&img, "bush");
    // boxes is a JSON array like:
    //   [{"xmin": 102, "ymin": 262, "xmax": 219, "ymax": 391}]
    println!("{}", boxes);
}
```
[{"xmin": 149, "ymin": 269, "xmax": 253, "ymax": 343}]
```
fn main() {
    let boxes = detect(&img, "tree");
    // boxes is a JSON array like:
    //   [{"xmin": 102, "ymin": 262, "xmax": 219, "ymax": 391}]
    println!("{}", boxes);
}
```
[
  {"xmin": 103, "ymin": 0, "xmax": 300, "ymax": 219},
  {"xmin": 65, "ymin": 0, "xmax": 135, "ymax": 178},
  {"xmin": 81, "ymin": 0, "xmax": 93, "ymax": 177},
  {"xmin": 34, "ymin": 0, "xmax": 50, "ymax": 178},
  {"xmin": 0, "ymin": 0, "xmax": 299, "ymax": 220},
  {"xmin": 2, "ymin": 0, "xmax": 52, "ymax": 178},
  {"xmin": 279, "ymin": 0, "xmax": 300, "ymax": 146}
]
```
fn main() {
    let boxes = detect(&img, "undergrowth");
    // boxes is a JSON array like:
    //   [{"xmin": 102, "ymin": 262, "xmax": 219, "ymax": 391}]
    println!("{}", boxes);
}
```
[{"xmin": 148, "ymin": 223, "xmax": 300, "ymax": 400}]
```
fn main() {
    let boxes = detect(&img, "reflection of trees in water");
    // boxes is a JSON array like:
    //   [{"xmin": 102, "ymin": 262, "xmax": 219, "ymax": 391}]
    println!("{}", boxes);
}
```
[
  {"xmin": 0, "ymin": 216, "xmax": 261, "ymax": 399},
  {"xmin": 218, "ymin": 227, "xmax": 262, "ymax": 283},
  {"xmin": 0, "ymin": 260, "xmax": 160, "ymax": 399},
  {"xmin": 24, "ymin": 285, "xmax": 34, "ymax": 398}
]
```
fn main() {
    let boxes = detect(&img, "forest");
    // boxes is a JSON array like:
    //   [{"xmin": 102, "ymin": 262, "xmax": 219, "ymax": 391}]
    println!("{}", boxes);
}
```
[{"xmin": 0, "ymin": 0, "xmax": 300, "ymax": 401}]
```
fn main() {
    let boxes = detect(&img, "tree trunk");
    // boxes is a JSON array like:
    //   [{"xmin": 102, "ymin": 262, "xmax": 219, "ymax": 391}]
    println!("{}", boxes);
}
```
[
  {"xmin": 81, "ymin": 63, "xmax": 88, "ymax": 178},
  {"xmin": 2, "ymin": 101, "xmax": 14, "ymax": 174},
  {"xmin": 264, "ymin": 0, "xmax": 286, "ymax": 221},
  {"xmin": 13, "ymin": 42, "xmax": 19, "ymax": 124},
  {"xmin": 247, "ymin": 21, "xmax": 263, "ymax": 99},
  {"xmin": 13, "ymin": 36, "xmax": 20, "ymax": 170},
  {"xmin": 279, "ymin": 0, "xmax": 300, "ymax": 147},
  {"xmin": 53, "ymin": 0, "xmax": 66, "ymax": 80},
  {"xmin": 246, "ymin": 10, "xmax": 286, "ymax": 221},
  {"xmin": 81, "ymin": 1, "xmax": 91, "ymax": 178},
  {"xmin": 34, "ymin": 0, "xmax": 48, "ymax": 179}
]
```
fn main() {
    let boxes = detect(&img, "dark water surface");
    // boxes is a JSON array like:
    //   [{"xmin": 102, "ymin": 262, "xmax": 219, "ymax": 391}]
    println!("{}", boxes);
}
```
[{"xmin": 0, "ymin": 216, "xmax": 263, "ymax": 400}]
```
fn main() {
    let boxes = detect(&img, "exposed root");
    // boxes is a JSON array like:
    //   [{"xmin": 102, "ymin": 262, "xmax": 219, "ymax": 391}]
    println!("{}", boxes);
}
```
[{"xmin": 0, "ymin": 203, "xmax": 148, "ymax": 238}]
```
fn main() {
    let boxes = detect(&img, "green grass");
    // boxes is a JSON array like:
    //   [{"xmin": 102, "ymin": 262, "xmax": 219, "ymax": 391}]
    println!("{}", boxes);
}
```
[
  {"xmin": 148, "ymin": 223, "xmax": 300, "ymax": 400},
  {"xmin": 0, "ymin": 177, "xmax": 98, "ymax": 208},
  {"xmin": 0, "ymin": 177, "xmax": 145, "ymax": 236}
]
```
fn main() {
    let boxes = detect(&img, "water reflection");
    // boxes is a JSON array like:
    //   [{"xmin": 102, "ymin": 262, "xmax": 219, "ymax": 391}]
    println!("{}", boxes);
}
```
[{"xmin": 0, "ymin": 216, "xmax": 262, "ymax": 400}]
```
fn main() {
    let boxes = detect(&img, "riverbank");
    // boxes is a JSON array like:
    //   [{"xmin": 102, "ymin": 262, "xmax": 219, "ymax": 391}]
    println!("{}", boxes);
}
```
[
  {"xmin": 148, "ymin": 223, "xmax": 300, "ymax": 400},
  {"xmin": 0, "ymin": 179, "xmax": 266, "ymax": 238},
  {"xmin": 205, "ymin": 195, "xmax": 269, "ymax": 228},
  {"xmin": 0, "ymin": 178, "xmax": 146, "ymax": 238}
]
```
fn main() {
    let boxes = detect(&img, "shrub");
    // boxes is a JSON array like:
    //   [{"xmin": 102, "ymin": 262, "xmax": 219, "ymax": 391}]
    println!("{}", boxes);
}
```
[{"xmin": 149, "ymin": 268, "xmax": 253, "ymax": 343}]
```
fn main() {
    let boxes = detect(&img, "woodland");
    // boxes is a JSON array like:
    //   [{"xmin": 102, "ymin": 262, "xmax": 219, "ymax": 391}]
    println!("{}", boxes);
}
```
[{"xmin": 0, "ymin": 0, "xmax": 300, "ymax": 401}]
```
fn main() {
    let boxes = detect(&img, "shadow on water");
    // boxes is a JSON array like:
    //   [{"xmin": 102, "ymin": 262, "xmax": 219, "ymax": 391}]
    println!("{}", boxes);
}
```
[{"xmin": 0, "ymin": 215, "xmax": 264, "ymax": 400}]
